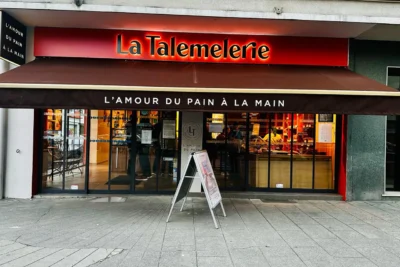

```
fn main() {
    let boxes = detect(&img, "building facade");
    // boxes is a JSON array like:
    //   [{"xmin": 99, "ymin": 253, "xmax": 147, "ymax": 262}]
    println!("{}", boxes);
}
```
[
  {"xmin": 1, "ymin": 0, "xmax": 400, "ymax": 200},
  {"xmin": 348, "ymin": 39, "xmax": 400, "ymax": 200}
]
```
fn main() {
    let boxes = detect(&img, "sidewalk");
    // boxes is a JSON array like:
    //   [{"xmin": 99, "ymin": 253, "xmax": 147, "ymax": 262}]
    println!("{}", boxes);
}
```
[{"xmin": 1, "ymin": 196, "xmax": 400, "ymax": 267}]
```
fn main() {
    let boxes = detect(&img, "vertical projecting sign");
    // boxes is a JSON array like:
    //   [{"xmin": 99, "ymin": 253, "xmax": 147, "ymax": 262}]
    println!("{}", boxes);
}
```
[{"xmin": 0, "ymin": 12, "xmax": 26, "ymax": 65}]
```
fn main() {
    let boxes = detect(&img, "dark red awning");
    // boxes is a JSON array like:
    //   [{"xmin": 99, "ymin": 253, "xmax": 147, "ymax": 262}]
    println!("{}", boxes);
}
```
[{"xmin": 0, "ymin": 58, "xmax": 399, "ymax": 114}]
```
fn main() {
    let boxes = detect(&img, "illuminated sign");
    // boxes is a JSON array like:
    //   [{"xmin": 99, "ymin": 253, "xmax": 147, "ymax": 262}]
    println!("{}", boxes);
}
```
[
  {"xmin": 117, "ymin": 34, "xmax": 270, "ymax": 61},
  {"xmin": 34, "ymin": 28, "xmax": 348, "ymax": 66}
]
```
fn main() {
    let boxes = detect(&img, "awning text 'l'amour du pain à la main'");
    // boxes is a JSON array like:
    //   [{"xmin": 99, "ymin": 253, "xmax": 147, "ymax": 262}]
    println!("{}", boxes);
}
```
[{"xmin": 0, "ymin": 58, "xmax": 400, "ymax": 115}]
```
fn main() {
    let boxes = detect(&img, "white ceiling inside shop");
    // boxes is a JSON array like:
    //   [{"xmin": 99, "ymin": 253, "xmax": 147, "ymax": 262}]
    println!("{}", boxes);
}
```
[{"xmin": 2, "ymin": 8, "xmax": 398, "ymax": 41}]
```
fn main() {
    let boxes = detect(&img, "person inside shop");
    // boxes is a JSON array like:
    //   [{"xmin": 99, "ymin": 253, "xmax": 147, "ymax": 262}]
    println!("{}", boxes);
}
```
[
  {"xmin": 204, "ymin": 122, "xmax": 217, "ymax": 168},
  {"xmin": 228, "ymin": 122, "xmax": 242, "ymax": 175},
  {"xmin": 216, "ymin": 126, "xmax": 230, "ymax": 175},
  {"xmin": 217, "ymin": 126, "xmax": 230, "ymax": 140},
  {"xmin": 230, "ymin": 122, "xmax": 243, "ymax": 141},
  {"xmin": 125, "ymin": 114, "xmax": 134, "ymax": 177},
  {"xmin": 263, "ymin": 127, "xmax": 282, "ymax": 148},
  {"xmin": 152, "ymin": 121, "xmax": 163, "ymax": 176},
  {"xmin": 137, "ymin": 118, "xmax": 152, "ymax": 180}
]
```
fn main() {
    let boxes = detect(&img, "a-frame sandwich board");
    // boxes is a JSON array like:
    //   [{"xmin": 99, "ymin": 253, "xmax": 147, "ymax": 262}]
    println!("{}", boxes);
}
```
[{"xmin": 166, "ymin": 150, "xmax": 226, "ymax": 229}]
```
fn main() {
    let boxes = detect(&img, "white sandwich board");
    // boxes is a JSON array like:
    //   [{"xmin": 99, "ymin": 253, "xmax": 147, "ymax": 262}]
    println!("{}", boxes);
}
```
[{"xmin": 166, "ymin": 150, "xmax": 226, "ymax": 228}]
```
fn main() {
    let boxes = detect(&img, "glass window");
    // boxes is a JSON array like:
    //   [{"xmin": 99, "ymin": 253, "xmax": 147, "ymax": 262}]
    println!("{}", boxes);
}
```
[
  {"xmin": 135, "ymin": 111, "xmax": 179, "ymax": 192},
  {"xmin": 386, "ymin": 67, "xmax": 400, "ymax": 191},
  {"xmin": 88, "ymin": 110, "xmax": 111, "ymax": 190},
  {"xmin": 244, "ymin": 112, "xmax": 337, "ymax": 190},
  {"xmin": 248, "ymin": 113, "xmax": 270, "ymax": 188},
  {"xmin": 269, "ymin": 113, "xmax": 292, "ymax": 189},
  {"xmin": 41, "ymin": 109, "xmax": 87, "ymax": 191},
  {"xmin": 314, "ymin": 114, "xmax": 336, "ymax": 190},
  {"xmin": 86, "ymin": 109, "xmax": 180, "ymax": 193},
  {"xmin": 109, "ymin": 110, "xmax": 133, "ymax": 191},
  {"xmin": 204, "ymin": 113, "xmax": 247, "ymax": 190},
  {"xmin": 292, "ymin": 114, "xmax": 315, "ymax": 189}
]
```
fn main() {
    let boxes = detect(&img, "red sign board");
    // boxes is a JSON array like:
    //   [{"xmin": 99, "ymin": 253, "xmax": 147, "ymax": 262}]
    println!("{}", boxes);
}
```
[{"xmin": 34, "ymin": 27, "xmax": 348, "ymax": 66}]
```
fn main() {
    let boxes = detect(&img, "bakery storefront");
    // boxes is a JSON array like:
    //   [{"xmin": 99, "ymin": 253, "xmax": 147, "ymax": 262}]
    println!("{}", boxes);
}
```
[{"xmin": 1, "ymin": 27, "xmax": 400, "ymax": 197}]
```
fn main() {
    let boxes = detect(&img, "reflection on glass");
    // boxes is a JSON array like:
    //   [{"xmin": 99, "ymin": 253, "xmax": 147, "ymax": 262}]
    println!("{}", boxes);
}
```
[
  {"xmin": 41, "ymin": 109, "xmax": 87, "ymax": 191},
  {"xmin": 88, "ymin": 110, "xmax": 110, "ymax": 190},
  {"xmin": 204, "ymin": 113, "xmax": 247, "ymax": 190},
  {"xmin": 226, "ymin": 113, "xmax": 247, "ymax": 189},
  {"xmin": 314, "ymin": 114, "xmax": 336, "ymax": 189},
  {"xmin": 386, "ymin": 69, "xmax": 400, "ymax": 191},
  {"xmin": 205, "ymin": 113, "xmax": 226, "ymax": 188},
  {"xmin": 248, "ymin": 113, "xmax": 270, "ymax": 188},
  {"xmin": 135, "ymin": 111, "xmax": 179, "ymax": 192},
  {"xmin": 86, "ymin": 110, "xmax": 179, "ymax": 192},
  {"xmin": 110, "ymin": 110, "xmax": 133, "ymax": 191},
  {"xmin": 158, "ymin": 113, "xmax": 179, "ymax": 192},
  {"xmin": 246, "ymin": 113, "xmax": 336, "ymax": 190},
  {"xmin": 292, "ymin": 114, "xmax": 314, "ymax": 189},
  {"xmin": 268, "ymin": 113, "xmax": 291, "ymax": 189},
  {"xmin": 64, "ymin": 110, "xmax": 87, "ymax": 190},
  {"xmin": 387, "ymin": 115, "xmax": 397, "ymax": 190},
  {"xmin": 42, "ymin": 109, "xmax": 64, "ymax": 190}
]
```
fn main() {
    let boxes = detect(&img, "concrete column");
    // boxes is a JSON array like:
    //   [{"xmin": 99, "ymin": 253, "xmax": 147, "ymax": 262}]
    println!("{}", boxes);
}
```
[
  {"xmin": 1, "ymin": 25, "xmax": 36, "ymax": 199},
  {"xmin": 180, "ymin": 112, "xmax": 203, "ymax": 193},
  {"xmin": 346, "ymin": 115, "xmax": 386, "ymax": 200},
  {"xmin": 5, "ymin": 61, "xmax": 34, "ymax": 198},
  {"xmin": 0, "ymin": 60, "xmax": 10, "ymax": 199}
]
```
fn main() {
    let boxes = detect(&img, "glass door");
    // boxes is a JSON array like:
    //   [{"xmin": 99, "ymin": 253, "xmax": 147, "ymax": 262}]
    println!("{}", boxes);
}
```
[
  {"xmin": 135, "ymin": 111, "xmax": 180, "ymax": 192},
  {"xmin": 42, "ymin": 109, "xmax": 180, "ymax": 194},
  {"xmin": 109, "ymin": 110, "xmax": 133, "ymax": 191},
  {"xmin": 204, "ymin": 112, "xmax": 247, "ymax": 190},
  {"xmin": 87, "ymin": 109, "xmax": 180, "ymax": 193},
  {"xmin": 41, "ymin": 109, "xmax": 87, "ymax": 192}
]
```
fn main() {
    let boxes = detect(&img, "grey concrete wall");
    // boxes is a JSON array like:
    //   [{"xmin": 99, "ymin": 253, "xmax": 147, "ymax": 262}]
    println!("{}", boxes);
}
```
[
  {"xmin": 2, "ymin": 0, "xmax": 400, "ymax": 24},
  {"xmin": 347, "ymin": 39, "xmax": 400, "ymax": 200},
  {"xmin": 346, "ymin": 115, "xmax": 386, "ymax": 200},
  {"xmin": 2, "ymin": 27, "xmax": 35, "ymax": 199}
]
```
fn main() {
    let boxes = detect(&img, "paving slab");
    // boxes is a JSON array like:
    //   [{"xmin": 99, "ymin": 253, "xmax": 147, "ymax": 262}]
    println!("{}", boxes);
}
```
[
  {"xmin": 2, "ymin": 197, "xmax": 400, "ymax": 266},
  {"xmin": 27, "ymin": 249, "xmax": 79, "ymax": 267},
  {"xmin": 0, "ymin": 246, "xmax": 42, "ymax": 265},
  {"xmin": 1, "ymin": 248, "xmax": 61, "ymax": 267}
]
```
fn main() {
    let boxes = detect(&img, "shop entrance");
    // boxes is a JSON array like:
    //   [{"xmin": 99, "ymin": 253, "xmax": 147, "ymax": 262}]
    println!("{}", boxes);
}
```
[
  {"xmin": 203, "ymin": 113, "xmax": 247, "ymax": 191},
  {"xmin": 40, "ymin": 109, "xmax": 180, "ymax": 193}
]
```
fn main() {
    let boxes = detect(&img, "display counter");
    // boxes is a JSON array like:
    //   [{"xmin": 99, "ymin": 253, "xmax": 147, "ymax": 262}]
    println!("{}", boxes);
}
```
[{"xmin": 249, "ymin": 153, "xmax": 333, "ymax": 189}]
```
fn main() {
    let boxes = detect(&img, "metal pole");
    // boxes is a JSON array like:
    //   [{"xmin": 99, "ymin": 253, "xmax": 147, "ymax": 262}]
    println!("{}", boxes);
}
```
[
  {"xmin": 0, "ymin": 109, "xmax": 7, "ymax": 199},
  {"xmin": 180, "ymin": 196, "xmax": 187, "ymax": 212},
  {"xmin": 219, "ymin": 202, "xmax": 227, "ymax": 217},
  {"xmin": 0, "ymin": 60, "xmax": 10, "ymax": 199}
]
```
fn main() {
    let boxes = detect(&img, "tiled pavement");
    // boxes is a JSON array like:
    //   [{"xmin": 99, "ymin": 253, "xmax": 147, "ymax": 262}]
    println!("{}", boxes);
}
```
[{"xmin": 2, "ymin": 197, "xmax": 400, "ymax": 266}]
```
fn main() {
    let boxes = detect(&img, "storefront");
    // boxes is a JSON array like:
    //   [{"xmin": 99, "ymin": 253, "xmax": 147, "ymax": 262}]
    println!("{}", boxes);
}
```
[{"xmin": 1, "ymin": 27, "xmax": 400, "ymax": 198}]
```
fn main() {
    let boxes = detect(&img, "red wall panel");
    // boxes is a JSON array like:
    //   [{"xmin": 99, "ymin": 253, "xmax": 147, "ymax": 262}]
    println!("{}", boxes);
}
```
[{"xmin": 34, "ymin": 27, "xmax": 348, "ymax": 66}]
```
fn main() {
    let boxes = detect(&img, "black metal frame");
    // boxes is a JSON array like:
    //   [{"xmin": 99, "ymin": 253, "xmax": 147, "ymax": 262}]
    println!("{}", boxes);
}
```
[
  {"xmin": 39, "ymin": 109, "xmax": 88, "ymax": 194},
  {"xmin": 312, "ymin": 114, "xmax": 317, "ymax": 189},
  {"xmin": 39, "ymin": 109, "xmax": 181, "ymax": 195},
  {"xmin": 334, "ymin": 115, "xmax": 343, "ymax": 192},
  {"xmin": 244, "ymin": 112, "xmax": 339, "ymax": 193},
  {"xmin": 39, "ymin": 110, "xmax": 340, "ymax": 194}
]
